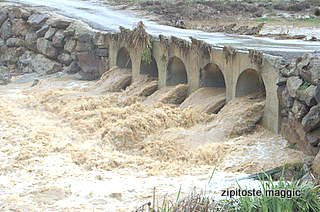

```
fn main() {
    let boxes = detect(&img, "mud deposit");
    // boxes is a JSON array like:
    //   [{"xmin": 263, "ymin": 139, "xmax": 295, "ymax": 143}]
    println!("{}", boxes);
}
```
[{"xmin": 0, "ymin": 70, "xmax": 306, "ymax": 211}]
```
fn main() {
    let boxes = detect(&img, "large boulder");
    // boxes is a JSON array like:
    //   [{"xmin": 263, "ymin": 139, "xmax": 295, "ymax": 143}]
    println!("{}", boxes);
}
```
[
  {"xmin": 0, "ymin": 38, "xmax": 5, "ymax": 48},
  {"xmin": 312, "ymin": 150, "xmax": 320, "ymax": 176},
  {"xmin": 76, "ymin": 52, "xmax": 103, "ymax": 80},
  {"xmin": 306, "ymin": 129, "xmax": 320, "ymax": 147},
  {"xmin": 64, "ymin": 38, "xmax": 76, "ymax": 53},
  {"xmin": 291, "ymin": 100, "xmax": 308, "ymax": 121},
  {"xmin": 30, "ymin": 54, "xmax": 62, "ymax": 75},
  {"xmin": 0, "ymin": 19, "xmax": 12, "ymax": 40},
  {"xmin": 6, "ymin": 38, "xmax": 25, "ymax": 47},
  {"xmin": 36, "ymin": 25, "xmax": 49, "ymax": 37},
  {"xmin": 57, "ymin": 53, "xmax": 72, "ymax": 65},
  {"xmin": 280, "ymin": 61, "xmax": 298, "ymax": 77},
  {"xmin": 7, "ymin": 7, "xmax": 30, "ymax": 20},
  {"xmin": 25, "ymin": 32, "xmax": 37, "ymax": 51},
  {"xmin": 76, "ymin": 32, "xmax": 94, "ymax": 52},
  {"xmin": 17, "ymin": 50, "xmax": 36, "ymax": 74},
  {"xmin": 52, "ymin": 29, "xmax": 65, "ymax": 48},
  {"xmin": 316, "ymin": 85, "xmax": 320, "ymax": 103},
  {"xmin": 11, "ymin": 18, "xmax": 28, "ymax": 37},
  {"xmin": 27, "ymin": 13, "xmax": 49, "ymax": 29},
  {"xmin": 64, "ymin": 61, "xmax": 80, "ymax": 74},
  {"xmin": 296, "ymin": 84, "xmax": 317, "ymax": 106},
  {"xmin": 37, "ymin": 38, "xmax": 58, "ymax": 59},
  {"xmin": 51, "ymin": 19, "xmax": 71, "ymax": 29},
  {"xmin": 44, "ymin": 27, "xmax": 57, "ymax": 40},
  {"xmin": 0, "ymin": 47, "xmax": 19, "ymax": 65},
  {"xmin": 286, "ymin": 76, "xmax": 303, "ymax": 98},
  {"xmin": 281, "ymin": 87, "xmax": 294, "ymax": 109},
  {"xmin": 298, "ymin": 54, "xmax": 320, "ymax": 85},
  {"xmin": 0, "ymin": 65, "xmax": 10, "ymax": 85},
  {"xmin": 302, "ymin": 105, "xmax": 320, "ymax": 132},
  {"xmin": 0, "ymin": 9, "xmax": 8, "ymax": 26}
]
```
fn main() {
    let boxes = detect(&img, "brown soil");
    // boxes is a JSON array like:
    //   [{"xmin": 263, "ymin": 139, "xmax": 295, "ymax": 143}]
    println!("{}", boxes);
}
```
[{"xmin": 105, "ymin": 0, "xmax": 320, "ymax": 38}]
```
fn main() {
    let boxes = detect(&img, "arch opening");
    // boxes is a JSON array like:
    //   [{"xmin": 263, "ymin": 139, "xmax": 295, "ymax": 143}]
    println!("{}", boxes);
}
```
[
  {"xmin": 140, "ymin": 56, "xmax": 158, "ymax": 79},
  {"xmin": 116, "ymin": 47, "xmax": 132, "ymax": 69},
  {"xmin": 200, "ymin": 63, "xmax": 225, "ymax": 88},
  {"xmin": 166, "ymin": 56, "xmax": 187, "ymax": 86},
  {"xmin": 235, "ymin": 69, "xmax": 266, "ymax": 97}
]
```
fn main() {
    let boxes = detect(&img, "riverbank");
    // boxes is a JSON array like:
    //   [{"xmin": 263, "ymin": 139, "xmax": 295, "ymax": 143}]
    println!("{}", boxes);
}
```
[{"xmin": 104, "ymin": 0, "xmax": 320, "ymax": 40}]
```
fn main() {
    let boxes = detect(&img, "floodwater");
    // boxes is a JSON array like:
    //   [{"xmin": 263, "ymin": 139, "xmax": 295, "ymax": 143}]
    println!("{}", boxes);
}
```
[
  {"xmin": 6, "ymin": 0, "xmax": 320, "ymax": 55},
  {"xmin": 0, "ymin": 70, "xmax": 306, "ymax": 211},
  {"xmin": 0, "ymin": 0, "xmax": 314, "ymax": 210}
]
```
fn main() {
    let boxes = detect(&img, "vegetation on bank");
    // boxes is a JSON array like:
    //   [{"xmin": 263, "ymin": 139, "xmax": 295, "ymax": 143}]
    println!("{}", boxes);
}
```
[{"xmin": 136, "ymin": 172, "xmax": 320, "ymax": 212}]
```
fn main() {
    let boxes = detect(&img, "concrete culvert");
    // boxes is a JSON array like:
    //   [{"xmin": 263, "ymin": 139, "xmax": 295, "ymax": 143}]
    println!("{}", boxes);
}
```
[
  {"xmin": 236, "ymin": 69, "xmax": 266, "ymax": 97},
  {"xmin": 200, "ymin": 63, "xmax": 225, "ymax": 88},
  {"xmin": 166, "ymin": 56, "xmax": 187, "ymax": 86},
  {"xmin": 140, "ymin": 56, "xmax": 158, "ymax": 79},
  {"xmin": 116, "ymin": 47, "xmax": 132, "ymax": 69}
]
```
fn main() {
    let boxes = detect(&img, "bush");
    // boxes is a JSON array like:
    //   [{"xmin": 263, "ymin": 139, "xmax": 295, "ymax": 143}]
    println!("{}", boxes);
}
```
[
  {"xmin": 136, "ymin": 173, "xmax": 320, "ymax": 212},
  {"xmin": 233, "ymin": 175, "xmax": 320, "ymax": 212}
]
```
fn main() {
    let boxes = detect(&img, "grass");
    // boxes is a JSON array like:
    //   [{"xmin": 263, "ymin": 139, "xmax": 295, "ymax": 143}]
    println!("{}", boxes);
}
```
[
  {"xmin": 235, "ymin": 174, "xmax": 320, "ymax": 212},
  {"xmin": 255, "ymin": 17, "xmax": 320, "ymax": 26},
  {"xmin": 136, "ymin": 171, "xmax": 320, "ymax": 212},
  {"xmin": 299, "ymin": 81, "xmax": 312, "ymax": 91}
]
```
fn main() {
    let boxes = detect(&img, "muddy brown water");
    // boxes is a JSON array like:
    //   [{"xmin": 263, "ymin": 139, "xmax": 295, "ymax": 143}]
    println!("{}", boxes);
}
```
[
  {"xmin": 0, "ymin": 70, "xmax": 306, "ymax": 211},
  {"xmin": 0, "ymin": 1, "xmax": 315, "ymax": 210}
]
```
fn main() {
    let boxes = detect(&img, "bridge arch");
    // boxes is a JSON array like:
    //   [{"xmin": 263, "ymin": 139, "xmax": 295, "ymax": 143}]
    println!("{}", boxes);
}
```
[
  {"xmin": 235, "ymin": 69, "xmax": 265, "ymax": 97},
  {"xmin": 166, "ymin": 56, "xmax": 188, "ymax": 86},
  {"xmin": 200, "ymin": 63, "xmax": 226, "ymax": 88},
  {"xmin": 116, "ymin": 47, "xmax": 132, "ymax": 69},
  {"xmin": 140, "ymin": 55, "xmax": 158, "ymax": 79}
]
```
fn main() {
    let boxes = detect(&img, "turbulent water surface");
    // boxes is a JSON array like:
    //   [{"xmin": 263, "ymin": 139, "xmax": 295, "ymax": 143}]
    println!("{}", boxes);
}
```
[{"xmin": 0, "ymin": 70, "xmax": 306, "ymax": 211}]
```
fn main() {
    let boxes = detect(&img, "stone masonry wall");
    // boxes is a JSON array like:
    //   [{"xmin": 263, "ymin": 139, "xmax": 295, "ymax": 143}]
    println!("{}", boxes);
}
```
[
  {"xmin": 277, "ymin": 52, "xmax": 320, "ymax": 174},
  {"xmin": 0, "ymin": 5, "xmax": 109, "ymax": 84}
]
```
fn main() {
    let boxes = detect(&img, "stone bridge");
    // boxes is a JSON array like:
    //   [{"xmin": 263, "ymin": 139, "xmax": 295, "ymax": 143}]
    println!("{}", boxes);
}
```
[
  {"xmin": 105, "ymin": 34, "xmax": 280, "ymax": 134},
  {"xmin": 0, "ymin": 5, "xmax": 280, "ymax": 134}
]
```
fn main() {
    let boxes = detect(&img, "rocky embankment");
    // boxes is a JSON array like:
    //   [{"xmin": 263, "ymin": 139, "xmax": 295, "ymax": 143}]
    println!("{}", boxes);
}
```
[
  {"xmin": 278, "ymin": 53, "xmax": 320, "ymax": 174},
  {"xmin": 0, "ymin": 5, "xmax": 109, "ymax": 85}
]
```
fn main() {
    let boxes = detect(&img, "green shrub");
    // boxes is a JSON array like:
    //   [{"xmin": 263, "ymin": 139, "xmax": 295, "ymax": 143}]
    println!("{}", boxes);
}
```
[
  {"xmin": 138, "ymin": 173, "xmax": 320, "ymax": 212},
  {"xmin": 234, "ymin": 174, "xmax": 320, "ymax": 212}
]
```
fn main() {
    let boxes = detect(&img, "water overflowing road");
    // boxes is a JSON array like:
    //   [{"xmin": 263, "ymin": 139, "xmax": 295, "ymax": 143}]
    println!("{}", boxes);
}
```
[{"xmin": 7, "ymin": 0, "xmax": 320, "ymax": 55}]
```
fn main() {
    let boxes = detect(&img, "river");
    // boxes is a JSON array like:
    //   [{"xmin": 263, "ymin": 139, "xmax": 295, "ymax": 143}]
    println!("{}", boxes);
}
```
[{"xmin": 0, "ymin": 1, "xmax": 313, "ymax": 211}]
